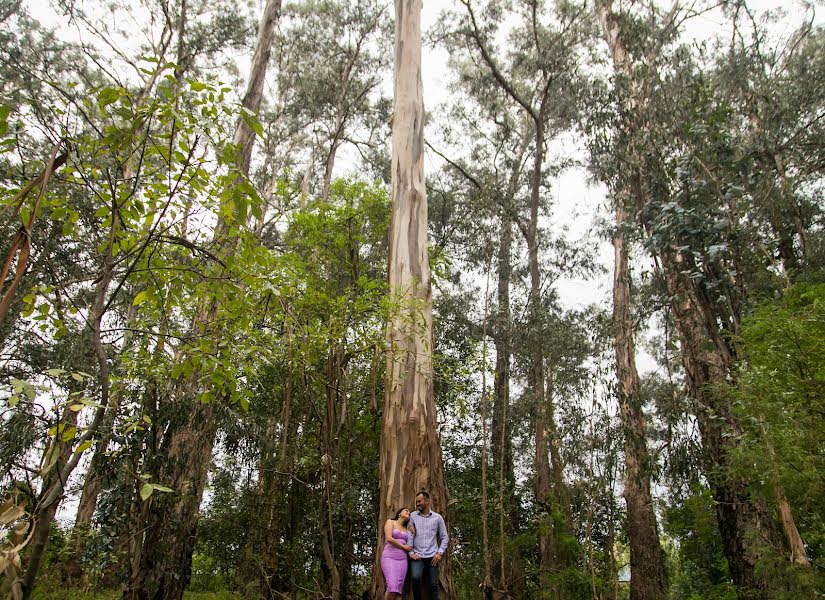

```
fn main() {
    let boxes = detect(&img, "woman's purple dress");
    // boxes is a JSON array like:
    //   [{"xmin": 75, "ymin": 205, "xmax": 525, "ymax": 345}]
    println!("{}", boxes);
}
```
[{"xmin": 381, "ymin": 528, "xmax": 411, "ymax": 594}]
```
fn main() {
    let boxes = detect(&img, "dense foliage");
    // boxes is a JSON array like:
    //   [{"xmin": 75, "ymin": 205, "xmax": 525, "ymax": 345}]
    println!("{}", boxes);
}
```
[{"xmin": 0, "ymin": 1, "xmax": 823, "ymax": 599}]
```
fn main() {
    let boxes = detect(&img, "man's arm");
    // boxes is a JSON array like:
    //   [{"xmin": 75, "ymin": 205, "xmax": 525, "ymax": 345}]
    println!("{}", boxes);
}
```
[{"xmin": 437, "ymin": 514, "xmax": 449, "ymax": 555}]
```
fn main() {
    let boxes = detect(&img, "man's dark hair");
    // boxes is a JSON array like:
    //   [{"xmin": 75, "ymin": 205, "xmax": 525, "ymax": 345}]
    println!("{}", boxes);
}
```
[{"xmin": 417, "ymin": 490, "xmax": 430, "ymax": 500}]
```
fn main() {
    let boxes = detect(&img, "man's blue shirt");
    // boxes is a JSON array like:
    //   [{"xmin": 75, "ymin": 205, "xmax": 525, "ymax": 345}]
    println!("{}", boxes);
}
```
[{"xmin": 409, "ymin": 509, "xmax": 448, "ymax": 558}]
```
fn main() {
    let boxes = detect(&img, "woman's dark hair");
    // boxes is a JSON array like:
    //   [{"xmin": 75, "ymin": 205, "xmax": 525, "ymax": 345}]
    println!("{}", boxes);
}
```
[{"xmin": 393, "ymin": 508, "xmax": 409, "ymax": 520}]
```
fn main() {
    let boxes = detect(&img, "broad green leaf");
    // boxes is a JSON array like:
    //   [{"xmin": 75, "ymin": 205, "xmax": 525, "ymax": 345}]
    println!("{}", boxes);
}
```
[
  {"xmin": 61, "ymin": 426, "xmax": 77, "ymax": 442},
  {"xmin": 97, "ymin": 88, "xmax": 120, "ymax": 109},
  {"xmin": 140, "ymin": 483, "xmax": 153, "ymax": 501}
]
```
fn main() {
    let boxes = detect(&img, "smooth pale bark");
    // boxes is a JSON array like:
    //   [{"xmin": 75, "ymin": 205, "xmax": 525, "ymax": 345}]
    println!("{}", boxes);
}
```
[
  {"xmin": 371, "ymin": 2, "xmax": 454, "ymax": 598},
  {"xmin": 612, "ymin": 200, "xmax": 667, "ymax": 600},
  {"xmin": 122, "ymin": 2, "xmax": 282, "ymax": 598}
]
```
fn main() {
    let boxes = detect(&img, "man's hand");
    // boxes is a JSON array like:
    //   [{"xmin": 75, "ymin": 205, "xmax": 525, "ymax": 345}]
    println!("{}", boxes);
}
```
[
  {"xmin": 431, "ymin": 553, "xmax": 442, "ymax": 566},
  {"xmin": 410, "ymin": 553, "xmax": 421, "ymax": 561}
]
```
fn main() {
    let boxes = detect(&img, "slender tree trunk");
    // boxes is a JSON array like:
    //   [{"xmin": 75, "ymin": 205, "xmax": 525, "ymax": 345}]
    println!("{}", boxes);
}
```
[
  {"xmin": 371, "ymin": 2, "xmax": 454, "ymax": 597},
  {"xmin": 320, "ymin": 347, "xmax": 346, "ymax": 599},
  {"xmin": 481, "ymin": 264, "xmax": 493, "ymax": 599},
  {"xmin": 612, "ymin": 200, "xmax": 667, "ymax": 600},
  {"xmin": 122, "ymin": 2, "xmax": 282, "ymax": 598},
  {"xmin": 75, "ymin": 447, "xmax": 104, "ymax": 527},
  {"xmin": 595, "ymin": 3, "xmax": 787, "ymax": 596},
  {"xmin": 21, "ymin": 193, "xmax": 118, "ymax": 598},
  {"xmin": 524, "ymin": 119, "xmax": 562, "ymax": 595},
  {"xmin": 21, "ymin": 407, "xmax": 79, "ymax": 599}
]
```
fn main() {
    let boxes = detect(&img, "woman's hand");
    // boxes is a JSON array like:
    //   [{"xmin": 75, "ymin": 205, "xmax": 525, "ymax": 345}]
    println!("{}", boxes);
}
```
[{"xmin": 404, "ymin": 544, "xmax": 413, "ymax": 552}]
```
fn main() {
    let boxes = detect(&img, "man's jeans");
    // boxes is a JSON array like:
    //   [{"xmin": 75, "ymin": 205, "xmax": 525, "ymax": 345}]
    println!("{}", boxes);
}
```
[{"xmin": 410, "ymin": 557, "xmax": 439, "ymax": 600}]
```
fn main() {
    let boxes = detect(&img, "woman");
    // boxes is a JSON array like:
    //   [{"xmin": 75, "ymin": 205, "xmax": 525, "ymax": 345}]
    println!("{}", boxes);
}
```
[{"xmin": 380, "ymin": 507, "xmax": 413, "ymax": 599}]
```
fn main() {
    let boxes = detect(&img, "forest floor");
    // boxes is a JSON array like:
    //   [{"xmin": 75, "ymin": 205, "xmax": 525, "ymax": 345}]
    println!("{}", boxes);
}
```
[{"xmin": 31, "ymin": 591, "xmax": 242, "ymax": 600}]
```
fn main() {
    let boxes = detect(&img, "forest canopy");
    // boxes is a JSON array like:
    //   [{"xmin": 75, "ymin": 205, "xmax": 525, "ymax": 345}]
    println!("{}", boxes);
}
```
[{"xmin": 0, "ymin": 1, "xmax": 823, "ymax": 599}]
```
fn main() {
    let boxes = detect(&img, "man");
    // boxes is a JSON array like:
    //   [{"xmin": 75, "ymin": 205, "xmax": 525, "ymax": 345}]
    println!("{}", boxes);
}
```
[{"xmin": 408, "ymin": 491, "xmax": 448, "ymax": 600}]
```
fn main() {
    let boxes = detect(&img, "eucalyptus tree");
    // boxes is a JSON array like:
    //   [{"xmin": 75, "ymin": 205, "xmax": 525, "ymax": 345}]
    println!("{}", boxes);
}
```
[
  {"xmin": 441, "ymin": 0, "xmax": 593, "ymax": 592},
  {"xmin": 588, "ymin": 1, "xmax": 824, "ymax": 596},
  {"xmin": 371, "ymin": 0, "xmax": 455, "ymax": 598},
  {"xmin": 593, "ymin": 2, "xmax": 667, "ymax": 597},
  {"xmin": 428, "ymin": 86, "xmax": 530, "ymax": 548},
  {"xmin": 256, "ymin": 0, "xmax": 390, "ymax": 206}
]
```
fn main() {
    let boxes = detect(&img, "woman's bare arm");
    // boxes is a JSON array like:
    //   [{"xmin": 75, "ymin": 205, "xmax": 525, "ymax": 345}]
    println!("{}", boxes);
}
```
[{"xmin": 383, "ymin": 520, "xmax": 409, "ymax": 550}]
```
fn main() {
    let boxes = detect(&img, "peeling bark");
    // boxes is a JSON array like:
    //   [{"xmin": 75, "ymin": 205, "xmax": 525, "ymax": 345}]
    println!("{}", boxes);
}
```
[
  {"xmin": 612, "ymin": 198, "xmax": 667, "ymax": 600},
  {"xmin": 371, "ymin": 2, "xmax": 454, "ymax": 597}
]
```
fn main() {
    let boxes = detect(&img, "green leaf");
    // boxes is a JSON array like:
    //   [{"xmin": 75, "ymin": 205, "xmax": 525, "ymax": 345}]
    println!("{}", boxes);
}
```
[
  {"xmin": 97, "ymin": 87, "xmax": 120, "ymax": 109},
  {"xmin": 151, "ymin": 484, "xmax": 175, "ymax": 494},
  {"xmin": 74, "ymin": 440, "xmax": 93, "ymax": 454},
  {"xmin": 61, "ymin": 426, "xmax": 77, "ymax": 442},
  {"xmin": 241, "ymin": 110, "xmax": 263, "ymax": 138},
  {"xmin": 140, "ymin": 483, "xmax": 154, "ymax": 501},
  {"xmin": 133, "ymin": 291, "xmax": 149, "ymax": 306}
]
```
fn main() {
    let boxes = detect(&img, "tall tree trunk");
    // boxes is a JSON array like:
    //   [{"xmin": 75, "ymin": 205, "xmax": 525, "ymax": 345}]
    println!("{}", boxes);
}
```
[
  {"xmin": 665, "ymin": 263, "xmax": 784, "ymax": 596},
  {"xmin": 481, "ymin": 266, "xmax": 493, "ymax": 599},
  {"xmin": 122, "ymin": 2, "xmax": 282, "ymax": 598},
  {"xmin": 612, "ymin": 200, "xmax": 667, "ymax": 600},
  {"xmin": 595, "ymin": 3, "xmax": 787, "ymax": 596},
  {"xmin": 371, "ymin": 1, "xmax": 454, "ymax": 597}
]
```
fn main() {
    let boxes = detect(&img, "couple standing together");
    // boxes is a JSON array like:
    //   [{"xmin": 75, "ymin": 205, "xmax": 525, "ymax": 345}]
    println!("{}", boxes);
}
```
[{"xmin": 380, "ymin": 491, "xmax": 448, "ymax": 600}]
